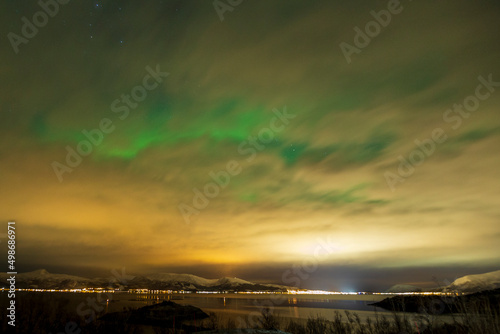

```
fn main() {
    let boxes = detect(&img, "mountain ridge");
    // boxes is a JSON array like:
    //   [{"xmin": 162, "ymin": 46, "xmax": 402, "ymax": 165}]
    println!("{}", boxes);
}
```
[{"xmin": 0, "ymin": 269, "xmax": 286, "ymax": 292}]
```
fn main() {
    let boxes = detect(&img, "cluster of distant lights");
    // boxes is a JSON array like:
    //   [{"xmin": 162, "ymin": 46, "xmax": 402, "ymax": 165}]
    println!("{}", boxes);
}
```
[
  {"xmin": 0, "ymin": 287, "xmax": 455, "ymax": 296},
  {"xmin": 286, "ymin": 290, "xmax": 455, "ymax": 296},
  {"xmin": 0, "ymin": 287, "xmax": 117, "ymax": 293}
]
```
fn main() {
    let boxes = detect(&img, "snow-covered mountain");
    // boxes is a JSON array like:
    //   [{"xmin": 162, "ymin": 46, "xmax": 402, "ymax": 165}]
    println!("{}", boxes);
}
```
[
  {"xmin": 0, "ymin": 270, "xmax": 286, "ymax": 292},
  {"xmin": 145, "ymin": 273, "xmax": 252, "ymax": 287},
  {"xmin": 136, "ymin": 273, "xmax": 277, "ymax": 291},
  {"xmin": 0, "ymin": 269, "xmax": 90, "ymax": 289},
  {"xmin": 443, "ymin": 270, "xmax": 500, "ymax": 293}
]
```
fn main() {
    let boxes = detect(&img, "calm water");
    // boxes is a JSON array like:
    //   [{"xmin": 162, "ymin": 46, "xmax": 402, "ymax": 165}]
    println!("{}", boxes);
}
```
[
  {"xmin": 34, "ymin": 292, "xmax": 391, "ymax": 321},
  {"xmin": 2, "ymin": 290, "xmax": 461, "ymax": 332},
  {"xmin": 3, "ymin": 291, "xmax": 395, "ymax": 324},
  {"xmin": 128, "ymin": 293, "xmax": 391, "ymax": 323}
]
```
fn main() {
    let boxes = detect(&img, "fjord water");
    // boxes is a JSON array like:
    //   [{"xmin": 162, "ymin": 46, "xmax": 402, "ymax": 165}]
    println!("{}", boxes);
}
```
[
  {"xmin": 0, "ymin": 290, "xmax": 466, "ymax": 333},
  {"xmin": 138, "ymin": 293, "xmax": 391, "ymax": 322},
  {"xmin": 2, "ymin": 291, "xmax": 392, "ymax": 325},
  {"xmin": 73, "ymin": 292, "xmax": 391, "ymax": 321}
]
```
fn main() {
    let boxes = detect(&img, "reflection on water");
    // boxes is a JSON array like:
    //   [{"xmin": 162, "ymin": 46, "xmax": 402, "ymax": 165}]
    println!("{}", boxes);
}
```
[
  {"xmin": 119, "ymin": 292, "xmax": 389, "ymax": 322},
  {"xmin": 4, "ymin": 291, "xmax": 391, "ymax": 323}
]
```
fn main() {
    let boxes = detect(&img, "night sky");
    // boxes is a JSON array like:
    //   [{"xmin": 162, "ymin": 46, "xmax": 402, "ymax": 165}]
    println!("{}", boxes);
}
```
[{"xmin": 1, "ymin": 0, "xmax": 500, "ymax": 291}]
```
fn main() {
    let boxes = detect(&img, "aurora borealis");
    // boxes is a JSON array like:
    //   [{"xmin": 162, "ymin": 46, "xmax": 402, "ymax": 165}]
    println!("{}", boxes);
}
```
[{"xmin": 1, "ymin": 0, "xmax": 500, "ymax": 291}]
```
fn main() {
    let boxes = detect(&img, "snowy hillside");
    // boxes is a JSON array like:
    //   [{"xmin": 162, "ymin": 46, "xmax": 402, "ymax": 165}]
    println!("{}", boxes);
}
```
[
  {"xmin": 444, "ymin": 270, "xmax": 500, "ymax": 293},
  {"xmin": 142, "ymin": 273, "xmax": 268, "ymax": 291},
  {"xmin": 0, "ymin": 269, "xmax": 89, "ymax": 289},
  {"xmin": 145, "ymin": 273, "xmax": 253, "ymax": 287}
]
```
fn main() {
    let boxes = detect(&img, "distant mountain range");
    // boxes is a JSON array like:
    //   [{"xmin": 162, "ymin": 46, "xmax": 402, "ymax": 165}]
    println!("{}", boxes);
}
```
[
  {"xmin": 3, "ymin": 269, "xmax": 499, "ymax": 294},
  {"xmin": 0, "ymin": 269, "xmax": 287, "ymax": 292}
]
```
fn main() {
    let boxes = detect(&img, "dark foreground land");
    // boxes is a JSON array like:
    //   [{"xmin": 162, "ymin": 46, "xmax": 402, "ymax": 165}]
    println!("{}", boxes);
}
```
[{"xmin": 1, "ymin": 291, "xmax": 500, "ymax": 333}]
